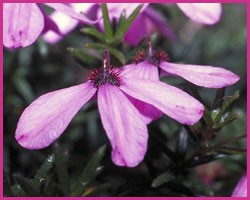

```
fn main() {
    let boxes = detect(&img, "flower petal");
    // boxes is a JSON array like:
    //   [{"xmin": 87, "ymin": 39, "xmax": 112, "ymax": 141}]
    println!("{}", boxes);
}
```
[
  {"xmin": 120, "ymin": 61, "xmax": 159, "ymax": 80},
  {"xmin": 160, "ymin": 62, "xmax": 240, "ymax": 88},
  {"xmin": 144, "ymin": 6, "xmax": 175, "ymax": 40},
  {"xmin": 98, "ymin": 84, "xmax": 148, "ymax": 167},
  {"xmin": 177, "ymin": 3, "xmax": 222, "ymax": 25},
  {"xmin": 120, "ymin": 78, "xmax": 204, "ymax": 125},
  {"xmin": 124, "ymin": 14, "xmax": 148, "ymax": 46},
  {"xmin": 3, "ymin": 3, "xmax": 44, "ymax": 48},
  {"xmin": 15, "ymin": 82, "xmax": 96, "ymax": 149},
  {"xmin": 43, "ymin": 11, "xmax": 78, "ymax": 44},
  {"xmin": 232, "ymin": 173, "xmax": 247, "ymax": 197},
  {"xmin": 44, "ymin": 3, "xmax": 98, "ymax": 24},
  {"xmin": 121, "ymin": 62, "xmax": 162, "ymax": 124}
]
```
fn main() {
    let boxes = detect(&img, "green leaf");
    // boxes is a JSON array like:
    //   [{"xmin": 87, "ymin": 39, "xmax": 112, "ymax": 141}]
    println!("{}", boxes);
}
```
[
  {"xmin": 14, "ymin": 76, "xmax": 34, "ymax": 102},
  {"xmin": 31, "ymin": 155, "xmax": 55, "ymax": 191},
  {"xmin": 190, "ymin": 176, "xmax": 214, "ymax": 196},
  {"xmin": 213, "ymin": 88, "xmax": 225, "ymax": 108},
  {"xmin": 203, "ymin": 107, "xmax": 213, "ymax": 127},
  {"xmin": 54, "ymin": 143, "xmax": 71, "ymax": 196},
  {"xmin": 101, "ymin": 3, "xmax": 113, "ymax": 43},
  {"xmin": 13, "ymin": 174, "xmax": 40, "ymax": 196},
  {"xmin": 80, "ymin": 27, "xmax": 105, "ymax": 41},
  {"xmin": 184, "ymin": 154, "xmax": 226, "ymax": 168},
  {"xmin": 67, "ymin": 47, "xmax": 101, "ymax": 67},
  {"xmin": 151, "ymin": 169, "xmax": 175, "ymax": 188},
  {"xmin": 10, "ymin": 184, "xmax": 26, "ymax": 197},
  {"xmin": 71, "ymin": 145, "xmax": 106, "ymax": 196},
  {"xmin": 115, "ymin": 4, "xmax": 143, "ymax": 42},
  {"xmin": 85, "ymin": 43, "xmax": 126, "ymax": 65},
  {"xmin": 213, "ymin": 90, "xmax": 240, "ymax": 124},
  {"xmin": 43, "ymin": 172, "xmax": 58, "ymax": 196},
  {"xmin": 212, "ymin": 146, "xmax": 246, "ymax": 155},
  {"xmin": 213, "ymin": 113, "xmax": 239, "ymax": 130}
]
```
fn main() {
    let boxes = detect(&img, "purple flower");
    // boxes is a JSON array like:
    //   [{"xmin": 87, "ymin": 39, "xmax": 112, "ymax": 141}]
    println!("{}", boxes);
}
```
[
  {"xmin": 15, "ymin": 50, "xmax": 204, "ymax": 167},
  {"xmin": 232, "ymin": 172, "xmax": 247, "ymax": 197},
  {"xmin": 120, "ymin": 48, "xmax": 240, "ymax": 123},
  {"xmin": 176, "ymin": 3, "xmax": 222, "ymax": 25},
  {"xmin": 125, "ymin": 3, "xmax": 222, "ymax": 46},
  {"xmin": 43, "ymin": 3, "xmax": 98, "ymax": 44},
  {"xmin": 44, "ymin": 3, "xmax": 222, "ymax": 46},
  {"xmin": 3, "ymin": 3, "xmax": 97, "ymax": 48}
]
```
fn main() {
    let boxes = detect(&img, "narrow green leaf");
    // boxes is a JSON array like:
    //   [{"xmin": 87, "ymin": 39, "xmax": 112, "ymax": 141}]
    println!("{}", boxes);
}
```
[
  {"xmin": 67, "ymin": 47, "xmax": 101, "ymax": 67},
  {"xmin": 212, "ymin": 146, "xmax": 246, "ymax": 155},
  {"xmin": 213, "ymin": 90, "xmax": 240, "ymax": 124},
  {"xmin": 213, "ymin": 88, "xmax": 225, "ymax": 108},
  {"xmin": 203, "ymin": 107, "xmax": 213, "ymax": 127},
  {"xmin": 85, "ymin": 43, "xmax": 126, "ymax": 65},
  {"xmin": 54, "ymin": 143, "xmax": 71, "ymax": 196},
  {"xmin": 10, "ymin": 184, "xmax": 26, "ymax": 197},
  {"xmin": 213, "ymin": 113, "xmax": 239, "ymax": 130},
  {"xmin": 71, "ymin": 145, "xmax": 106, "ymax": 196},
  {"xmin": 190, "ymin": 176, "xmax": 214, "ymax": 196},
  {"xmin": 115, "ymin": 4, "xmax": 143, "ymax": 41},
  {"xmin": 151, "ymin": 169, "xmax": 175, "ymax": 188},
  {"xmin": 14, "ymin": 77, "xmax": 34, "ymax": 102},
  {"xmin": 116, "ymin": 10, "xmax": 126, "ymax": 36},
  {"xmin": 31, "ymin": 155, "xmax": 55, "ymax": 191},
  {"xmin": 80, "ymin": 27, "xmax": 105, "ymax": 41},
  {"xmin": 184, "ymin": 154, "xmax": 226, "ymax": 168},
  {"xmin": 13, "ymin": 174, "xmax": 40, "ymax": 196},
  {"xmin": 43, "ymin": 172, "xmax": 58, "ymax": 196},
  {"xmin": 101, "ymin": 3, "xmax": 113, "ymax": 43}
]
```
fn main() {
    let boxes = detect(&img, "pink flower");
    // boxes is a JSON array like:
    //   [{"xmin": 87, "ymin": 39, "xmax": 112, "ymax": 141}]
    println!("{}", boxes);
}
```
[
  {"xmin": 15, "ymin": 50, "xmax": 204, "ymax": 167},
  {"xmin": 43, "ymin": 3, "xmax": 98, "ymax": 44},
  {"xmin": 231, "ymin": 172, "xmax": 247, "ymax": 197},
  {"xmin": 3, "ymin": 3, "xmax": 97, "ymax": 48},
  {"xmin": 176, "ymin": 3, "xmax": 222, "ymax": 25},
  {"xmin": 99, "ymin": 3, "xmax": 221, "ymax": 46},
  {"xmin": 124, "ymin": 3, "xmax": 222, "ymax": 46},
  {"xmin": 121, "ymin": 48, "xmax": 239, "ymax": 123},
  {"xmin": 43, "ymin": 3, "xmax": 222, "ymax": 46}
]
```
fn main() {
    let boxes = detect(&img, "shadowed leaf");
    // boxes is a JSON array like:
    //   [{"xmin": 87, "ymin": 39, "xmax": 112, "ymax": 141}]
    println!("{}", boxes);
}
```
[{"xmin": 71, "ymin": 145, "xmax": 106, "ymax": 196}]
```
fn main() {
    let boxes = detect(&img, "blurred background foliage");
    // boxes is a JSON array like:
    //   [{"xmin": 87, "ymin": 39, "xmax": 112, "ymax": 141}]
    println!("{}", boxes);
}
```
[{"xmin": 3, "ymin": 4, "xmax": 246, "ymax": 197}]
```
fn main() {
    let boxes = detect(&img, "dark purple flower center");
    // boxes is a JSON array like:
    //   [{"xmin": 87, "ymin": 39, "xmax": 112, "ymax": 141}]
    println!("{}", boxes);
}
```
[
  {"xmin": 87, "ymin": 66, "xmax": 121, "ymax": 88},
  {"xmin": 133, "ymin": 50, "xmax": 170, "ymax": 66}
]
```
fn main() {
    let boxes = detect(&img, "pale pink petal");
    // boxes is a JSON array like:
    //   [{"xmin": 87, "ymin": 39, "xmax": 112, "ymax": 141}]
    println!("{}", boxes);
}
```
[
  {"xmin": 70, "ymin": 3, "xmax": 96, "ymax": 13},
  {"xmin": 98, "ymin": 84, "xmax": 148, "ymax": 167},
  {"xmin": 232, "ymin": 173, "xmax": 247, "ymax": 197},
  {"xmin": 177, "ymin": 3, "xmax": 222, "ymax": 25},
  {"xmin": 121, "ymin": 62, "xmax": 162, "ymax": 124},
  {"xmin": 120, "ymin": 61, "xmax": 159, "ymax": 80},
  {"xmin": 44, "ymin": 3, "xmax": 98, "ymax": 24},
  {"xmin": 15, "ymin": 82, "xmax": 96, "ymax": 149},
  {"xmin": 3, "ymin": 3, "xmax": 44, "ymax": 48},
  {"xmin": 106, "ymin": 3, "xmax": 148, "ymax": 19},
  {"xmin": 160, "ymin": 62, "xmax": 240, "ymax": 88},
  {"xmin": 120, "ymin": 78, "xmax": 204, "ymax": 125},
  {"xmin": 43, "ymin": 11, "xmax": 78, "ymax": 44}
]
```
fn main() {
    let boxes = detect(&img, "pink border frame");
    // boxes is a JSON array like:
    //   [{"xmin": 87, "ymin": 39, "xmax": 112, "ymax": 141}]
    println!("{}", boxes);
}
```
[{"xmin": 0, "ymin": 0, "xmax": 248, "ymax": 199}]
